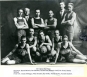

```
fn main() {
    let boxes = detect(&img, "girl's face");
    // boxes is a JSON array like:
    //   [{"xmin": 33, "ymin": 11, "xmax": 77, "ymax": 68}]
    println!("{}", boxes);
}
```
[
  {"xmin": 36, "ymin": 10, "xmax": 40, "ymax": 17},
  {"xmin": 29, "ymin": 29, "xmax": 34, "ymax": 35},
  {"xmin": 63, "ymin": 37, "xmax": 68, "ymax": 43},
  {"xmin": 49, "ymin": 11, "xmax": 54, "ymax": 18},
  {"xmin": 60, "ymin": 2, "xmax": 65, "ymax": 9},
  {"xmin": 25, "ymin": 8, "xmax": 30, "ymax": 16},
  {"xmin": 68, "ymin": 5, "xmax": 73, "ymax": 12},
  {"xmin": 54, "ymin": 30, "xmax": 59, "ymax": 37},
  {"xmin": 21, "ymin": 38, "xmax": 26, "ymax": 44},
  {"xmin": 19, "ymin": 9, "xmax": 23, "ymax": 17},
  {"xmin": 39, "ymin": 32, "xmax": 44, "ymax": 38}
]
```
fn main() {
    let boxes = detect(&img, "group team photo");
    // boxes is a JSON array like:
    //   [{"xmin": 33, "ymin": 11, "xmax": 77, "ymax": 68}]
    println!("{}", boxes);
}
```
[{"xmin": 1, "ymin": 0, "xmax": 87, "ymax": 65}]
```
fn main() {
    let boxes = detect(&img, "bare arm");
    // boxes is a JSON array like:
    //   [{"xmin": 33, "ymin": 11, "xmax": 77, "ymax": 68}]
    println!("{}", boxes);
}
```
[
  {"xmin": 44, "ymin": 19, "xmax": 48, "ymax": 26},
  {"xmin": 26, "ymin": 44, "xmax": 33, "ymax": 64},
  {"xmin": 29, "ymin": 37, "xmax": 37, "ymax": 48},
  {"xmin": 23, "ymin": 18, "xmax": 29, "ymax": 29},
  {"xmin": 54, "ymin": 43, "xmax": 61, "ymax": 63},
  {"xmin": 5, "ymin": 44, "xmax": 18, "ymax": 57},
  {"xmin": 69, "ymin": 42, "xmax": 83, "ymax": 55},
  {"xmin": 55, "ymin": 48, "xmax": 60, "ymax": 63},
  {"xmin": 67, "ymin": 12, "xmax": 76, "ymax": 25},
  {"xmin": 13, "ymin": 17, "xmax": 20, "ymax": 29},
  {"xmin": 44, "ymin": 19, "xmax": 50, "ymax": 29},
  {"xmin": 51, "ymin": 38, "xmax": 54, "ymax": 51}
]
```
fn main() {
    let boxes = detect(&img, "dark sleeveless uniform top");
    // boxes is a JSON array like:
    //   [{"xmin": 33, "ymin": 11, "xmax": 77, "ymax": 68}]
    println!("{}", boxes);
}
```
[
  {"xmin": 60, "ymin": 43, "xmax": 71, "ymax": 51},
  {"xmin": 17, "ymin": 17, "xmax": 25, "ymax": 25},
  {"xmin": 47, "ymin": 18, "xmax": 55, "ymax": 25},
  {"xmin": 39, "ymin": 36, "xmax": 48, "ymax": 45},
  {"xmin": 14, "ymin": 43, "xmax": 27, "ymax": 59},
  {"xmin": 54, "ymin": 36, "xmax": 62, "ymax": 43},
  {"xmin": 27, "ymin": 36, "xmax": 35, "ymax": 46},
  {"xmin": 60, "ymin": 42, "xmax": 76, "ymax": 62},
  {"xmin": 8, "ymin": 43, "xmax": 28, "ymax": 63},
  {"xmin": 65, "ymin": 12, "xmax": 74, "ymax": 21},
  {"xmin": 34, "ymin": 18, "xmax": 42, "ymax": 24}
]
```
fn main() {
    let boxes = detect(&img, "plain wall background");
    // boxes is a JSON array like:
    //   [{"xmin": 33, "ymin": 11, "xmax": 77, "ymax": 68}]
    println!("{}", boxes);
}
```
[{"xmin": 1, "ymin": 0, "xmax": 87, "ymax": 58}]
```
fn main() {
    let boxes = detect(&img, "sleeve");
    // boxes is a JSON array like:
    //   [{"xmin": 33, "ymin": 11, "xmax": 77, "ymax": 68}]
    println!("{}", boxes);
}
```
[
  {"xmin": 46, "ymin": 35, "xmax": 52, "ymax": 45},
  {"xmin": 46, "ymin": 35, "xmax": 51, "ymax": 41}
]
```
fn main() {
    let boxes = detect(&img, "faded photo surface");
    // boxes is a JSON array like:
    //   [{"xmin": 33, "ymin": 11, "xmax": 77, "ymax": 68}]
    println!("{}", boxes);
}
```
[{"xmin": 1, "ymin": 0, "xmax": 87, "ymax": 65}]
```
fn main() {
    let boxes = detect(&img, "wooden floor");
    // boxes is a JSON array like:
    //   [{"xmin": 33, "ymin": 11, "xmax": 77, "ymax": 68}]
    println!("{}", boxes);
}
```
[
  {"xmin": 16, "ymin": 55, "xmax": 87, "ymax": 65},
  {"xmin": 12, "ymin": 61, "xmax": 87, "ymax": 65}
]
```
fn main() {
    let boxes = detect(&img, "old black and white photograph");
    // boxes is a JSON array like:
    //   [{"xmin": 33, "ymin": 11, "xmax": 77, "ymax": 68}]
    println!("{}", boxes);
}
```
[{"xmin": 1, "ymin": 0, "xmax": 87, "ymax": 65}]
